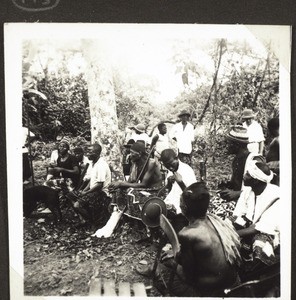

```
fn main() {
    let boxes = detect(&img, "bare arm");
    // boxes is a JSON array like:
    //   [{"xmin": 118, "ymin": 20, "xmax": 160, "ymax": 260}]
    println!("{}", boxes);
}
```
[
  {"xmin": 150, "ymin": 134, "xmax": 159, "ymax": 149},
  {"xmin": 236, "ymin": 224, "xmax": 257, "ymax": 238}
]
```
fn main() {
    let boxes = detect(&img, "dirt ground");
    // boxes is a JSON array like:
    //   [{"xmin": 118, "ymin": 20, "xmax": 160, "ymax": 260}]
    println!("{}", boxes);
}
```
[{"xmin": 24, "ymin": 157, "xmax": 232, "ymax": 297}]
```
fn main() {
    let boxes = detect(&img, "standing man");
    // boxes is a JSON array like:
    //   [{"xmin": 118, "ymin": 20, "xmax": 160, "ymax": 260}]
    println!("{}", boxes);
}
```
[
  {"xmin": 241, "ymin": 109, "xmax": 265, "ymax": 155},
  {"xmin": 170, "ymin": 110, "xmax": 195, "ymax": 166},
  {"xmin": 150, "ymin": 123, "xmax": 172, "ymax": 161}
]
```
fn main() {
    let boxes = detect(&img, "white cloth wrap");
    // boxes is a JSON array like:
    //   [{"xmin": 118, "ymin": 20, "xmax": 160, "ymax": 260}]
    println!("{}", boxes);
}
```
[{"xmin": 248, "ymin": 160, "xmax": 273, "ymax": 183}]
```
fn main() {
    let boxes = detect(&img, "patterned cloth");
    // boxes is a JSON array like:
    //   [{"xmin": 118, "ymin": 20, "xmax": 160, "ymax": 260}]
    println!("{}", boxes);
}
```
[
  {"xmin": 67, "ymin": 190, "xmax": 111, "ymax": 226},
  {"xmin": 112, "ymin": 188, "xmax": 163, "ymax": 220},
  {"xmin": 208, "ymin": 214, "xmax": 242, "ymax": 268}
]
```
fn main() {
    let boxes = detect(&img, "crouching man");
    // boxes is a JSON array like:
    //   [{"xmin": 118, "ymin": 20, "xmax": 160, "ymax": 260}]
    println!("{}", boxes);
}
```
[
  {"xmin": 67, "ymin": 143, "xmax": 112, "ymax": 228},
  {"xmin": 138, "ymin": 182, "xmax": 242, "ymax": 297}
]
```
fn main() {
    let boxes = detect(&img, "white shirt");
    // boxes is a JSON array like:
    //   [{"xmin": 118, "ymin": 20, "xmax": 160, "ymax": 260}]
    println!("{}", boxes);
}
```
[
  {"xmin": 130, "ymin": 132, "xmax": 151, "ymax": 146},
  {"xmin": 164, "ymin": 161, "xmax": 197, "ymax": 214},
  {"xmin": 233, "ymin": 183, "xmax": 280, "ymax": 231},
  {"xmin": 89, "ymin": 157, "xmax": 111, "ymax": 196},
  {"xmin": 154, "ymin": 133, "xmax": 171, "ymax": 158},
  {"xmin": 170, "ymin": 122, "xmax": 194, "ymax": 154},
  {"xmin": 243, "ymin": 120, "xmax": 265, "ymax": 154},
  {"xmin": 50, "ymin": 149, "xmax": 59, "ymax": 165},
  {"xmin": 81, "ymin": 156, "xmax": 92, "ymax": 180}
]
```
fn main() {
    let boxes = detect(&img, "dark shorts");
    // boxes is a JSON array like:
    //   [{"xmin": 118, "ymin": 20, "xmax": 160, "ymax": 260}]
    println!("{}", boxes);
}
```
[{"xmin": 178, "ymin": 152, "xmax": 192, "ymax": 166}]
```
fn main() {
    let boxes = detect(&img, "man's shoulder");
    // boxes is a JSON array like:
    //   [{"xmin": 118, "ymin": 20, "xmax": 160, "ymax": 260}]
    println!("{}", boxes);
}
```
[{"xmin": 178, "ymin": 225, "xmax": 211, "ymax": 249}]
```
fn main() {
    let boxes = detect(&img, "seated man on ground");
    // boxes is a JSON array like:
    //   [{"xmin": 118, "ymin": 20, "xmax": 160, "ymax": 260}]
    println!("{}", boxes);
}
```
[
  {"xmin": 109, "ymin": 141, "xmax": 162, "ymax": 190},
  {"xmin": 67, "ymin": 143, "xmax": 112, "ymax": 228},
  {"xmin": 93, "ymin": 141, "xmax": 162, "ymax": 238},
  {"xmin": 159, "ymin": 148, "xmax": 196, "ymax": 233},
  {"xmin": 231, "ymin": 160, "xmax": 280, "ymax": 273},
  {"xmin": 44, "ymin": 141, "xmax": 80, "ymax": 193},
  {"xmin": 138, "ymin": 182, "xmax": 242, "ymax": 297}
]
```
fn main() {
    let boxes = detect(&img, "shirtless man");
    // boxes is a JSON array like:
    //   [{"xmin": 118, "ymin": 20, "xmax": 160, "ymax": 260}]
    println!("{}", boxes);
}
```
[
  {"xmin": 139, "ymin": 182, "xmax": 241, "ymax": 296},
  {"xmin": 109, "ymin": 141, "xmax": 162, "ymax": 190}
]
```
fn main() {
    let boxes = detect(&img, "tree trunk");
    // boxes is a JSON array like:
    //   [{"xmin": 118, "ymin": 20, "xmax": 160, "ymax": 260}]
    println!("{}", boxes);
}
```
[{"xmin": 82, "ymin": 40, "xmax": 122, "ymax": 177}]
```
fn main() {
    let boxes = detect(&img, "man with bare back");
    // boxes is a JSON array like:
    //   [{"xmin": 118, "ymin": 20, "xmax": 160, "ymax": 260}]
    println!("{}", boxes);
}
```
[{"xmin": 144, "ymin": 182, "xmax": 242, "ymax": 296}]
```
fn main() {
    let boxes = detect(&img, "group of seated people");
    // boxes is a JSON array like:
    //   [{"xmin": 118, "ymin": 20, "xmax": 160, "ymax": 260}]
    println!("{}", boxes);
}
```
[{"xmin": 40, "ymin": 115, "xmax": 280, "ymax": 297}]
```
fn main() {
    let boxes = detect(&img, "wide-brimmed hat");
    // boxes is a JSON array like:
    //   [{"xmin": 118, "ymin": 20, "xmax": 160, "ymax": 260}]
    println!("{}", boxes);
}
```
[
  {"xmin": 131, "ymin": 123, "xmax": 145, "ymax": 133},
  {"xmin": 178, "ymin": 110, "xmax": 191, "ymax": 118},
  {"xmin": 141, "ymin": 197, "xmax": 167, "ymax": 227},
  {"xmin": 241, "ymin": 109, "xmax": 255, "ymax": 119},
  {"xmin": 226, "ymin": 125, "xmax": 249, "ymax": 144}
]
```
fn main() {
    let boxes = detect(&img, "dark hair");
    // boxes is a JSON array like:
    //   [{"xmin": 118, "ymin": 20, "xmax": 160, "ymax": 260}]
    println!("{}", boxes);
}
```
[
  {"xmin": 160, "ymin": 149, "xmax": 177, "ymax": 163},
  {"xmin": 157, "ymin": 123, "xmax": 165, "ymax": 131},
  {"xmin": 92, "ymin": 143, "xmax": 102, "ymax": 156},
  {"xmin": 182, "ymin": 182, "xmax": 210, "ymax": 218},
  {"xmin": 59, "ymin": 141, "xmax": 70, "ymax": 151}
]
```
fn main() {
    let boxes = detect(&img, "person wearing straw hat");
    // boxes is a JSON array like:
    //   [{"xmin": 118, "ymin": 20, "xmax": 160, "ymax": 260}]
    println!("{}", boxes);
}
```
[
  {"xmin": 232, "ymin": 161, "xmax": 280, "ymax": 272},
  {"xmin": 241, "ymin": 109, "xmax": 265, "ymax": 155},
  {"xmin": 130, "ymin": 123, "xmax": 151, "ymax": 147},
  {"xmin": 218, "ymin": 125, "xmax": 264, "ymax": 202},
  {"xmin": 170, "ymin": 110, "xmax": 195, "ymax": 166}
]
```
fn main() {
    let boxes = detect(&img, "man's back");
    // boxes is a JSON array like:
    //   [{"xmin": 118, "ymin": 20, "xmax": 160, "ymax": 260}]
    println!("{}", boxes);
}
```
[{"xmin": 178, "ymin": 218, "xmax": 239, "ymax": 294}]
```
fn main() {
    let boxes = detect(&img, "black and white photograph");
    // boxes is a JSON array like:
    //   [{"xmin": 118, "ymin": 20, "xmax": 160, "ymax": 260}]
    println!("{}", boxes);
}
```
[{"xmin": 5, "ymin": 23, "xmax": 291, "ymax": 299}]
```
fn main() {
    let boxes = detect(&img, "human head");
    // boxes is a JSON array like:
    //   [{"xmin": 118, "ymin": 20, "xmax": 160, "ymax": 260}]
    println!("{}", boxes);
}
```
[
  {"xmin": 130, "ymin": 141, "xmax": 146, "ymax": 162},
  {"xmin": 226, "ymin": 125, "xmax": 249, "ymax": 154},
  {"xmin": 180, "ymin": 182, "xmax": 210, "ymax": 219},
  {"xmin": 241, "ymin": 109, "xmax": 255, "ymax": 126},
  {"xmin": 243, "ymin": 160, "xmax": 273, "ymax": 189},
  {"xmin": 158, "ymin": 123, "xmax": 167, "ymax": 135},
  {"xmin": 87, "ymin": 143, "xmax": 102, "ymax": 161},
  {"xmin": 160, "ymin": 149, "xmax": 179, "ymax": 172},
  {"xmin": 178, "ymin": 110, "xmax": 190, "ymax": 123},
  {"xmin": 58, "ymin": 141, "xmax": 70, "ymax": 155},
  {"xmin": 267, "ymin": 117, "xmax": 279, "ymax": 137},
  {"xmin": 73, "ymin": 147, "xmax": 84, "ymax": 163}
]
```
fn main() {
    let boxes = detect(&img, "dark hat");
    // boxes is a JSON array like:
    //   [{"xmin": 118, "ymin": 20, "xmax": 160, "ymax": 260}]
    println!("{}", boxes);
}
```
[
  {"xmin": 178, "ymin": 110, "xmax": 191, "ymax": 118},
  {"xmin": 227, "ymin": 125, "xmax": 249, "ymax": 144},
  {"xmin": 123, "ymin": 139, "xmax": 135, "ymax": 148},
  {"xmin": 131, "ymin": 123, "xmax": 146, "ymax": 133},
  {"xmin": 131, "ymin": 141, "xmax": 146, "ymax": 153},
  {"xmin": 141, "ymin": 197, "xmax": 167, "ymax": 227},
  {"xmin": 241, "ymin": 109, "xmax": 255, "ymax": 119}
]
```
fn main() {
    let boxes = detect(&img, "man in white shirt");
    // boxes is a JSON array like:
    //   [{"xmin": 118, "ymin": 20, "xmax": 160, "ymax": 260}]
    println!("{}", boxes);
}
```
[
  {"xmin": 241, "ymin": 109, "xmax": 265, "ymax": 155},
  {"xmin": 160, "ymin": 148, "xmax": 197, "ymax": 232},
  {"xmin": 170, "ymin": 110, "xmax": 195, "ymax": 166},
  {"xmin": 232, "ymin": 160, "xmax": 280, "ymax": 268},
  {"xmin": 67, "ymin": 143, "xmax": 112, "ymax": 228}
]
